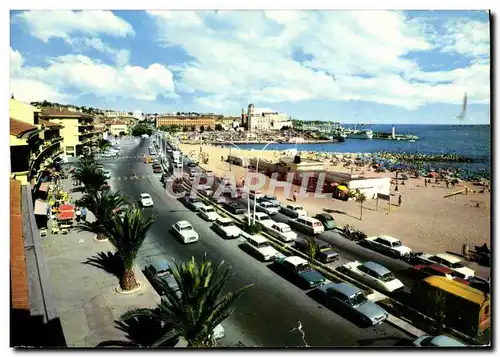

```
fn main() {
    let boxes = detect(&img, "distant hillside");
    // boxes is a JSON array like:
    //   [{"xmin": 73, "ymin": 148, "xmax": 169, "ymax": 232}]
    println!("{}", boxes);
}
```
[{"xmin": 30, "ymin": 100, "xmax": 105, "ymax": 115}]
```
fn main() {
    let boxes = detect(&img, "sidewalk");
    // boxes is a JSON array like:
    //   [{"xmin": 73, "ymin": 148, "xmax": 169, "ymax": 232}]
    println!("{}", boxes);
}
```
[{"xmin": 41, "ymin": 178, "xmax": 160, "ymax": 347}]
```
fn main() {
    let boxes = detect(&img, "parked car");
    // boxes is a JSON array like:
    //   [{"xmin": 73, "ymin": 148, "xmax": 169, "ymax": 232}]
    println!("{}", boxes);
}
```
[
  {"xmin": 187, "ymin": 162, "xmax": 196, "ymax": 167},
  {"xmin": 280, "ymin": 204, "xmax": 307, "ymax": 218},
  {"xmin": 294, "ymin": 238, "xmax": 339, "ymax": 263},
  {"xmin": 257, "ymin": 195, "xmax": 281, "ymax": 206},
  {"xmin": 256, "ymin": 201, "xmax": 279, "ymax": 215},
  {"xmin": 266, "ymin": 222, "xmax": 297, "ymax": 243},
  {"xmin": 362, "ymin": 235, "xmax": 412, "ymax": 258},
  {"xmin": 139, "ymin": 193, "xmax": 154, "ymax": 207},
  {"xmin": 242, "ymin": 233, "xmax": 281, "ymax": 261},
  {"xmin": 340, "ymin": 261, "xmax": 404, "ymax": 293},
  {"xmin": 244, "ymin": 212, "xmax": 275, "ymax": 229},
  {"xmin": 316, "ymin": 282, "xmax": 388, "ymax": 326},
  {"xmin": 412, "ymin": 335, "xmax": 467, "ymax": 347},
  {"xmin": 179, "ymin": 196, "xmax": 206, "ymax": 211},
  {"xmin": 288, "ymin": 216, "xmax": 324, "ymax": 235},
  {"xmin": 198, "ymin": 205, "xmax": 220, "ymax": 221},
  {"xmin": 212, "ymin": 217, "xmax": 241, "ymax": 239},
  {"xmin": 415, "ymin": 253, "xmax": 475, "ymax": 279},
  {"xmin": 249, "ymin": 190, "xmax": 264, "ymax": 200},
  {"xmin": 172, "ymin": 220, "xmax": 199, "ymax": 244},
  {"xmin": 210, "ymin": 195, "xmax": 226, "ymax": 204},
  {"xmin": 222, "ymin": 202, "xmax": 246, "ymax": 215},
  {"xmin": 273, "ymin": 256, "xmax": 326, "ymax": 289},
  {"xmin": 143, "ymin": 257, "xmax": 181, "ymax": 297},
  {"xmin": 314, "ymin": 213, "xmax": 336, "ymax": 230},
  {"xmin": 153, "ymin": 165, "xmax": 162, "ymax": 174},
  {"xmin": 411, "ymin": 264, "xmax": 469, "ymax": 283}
]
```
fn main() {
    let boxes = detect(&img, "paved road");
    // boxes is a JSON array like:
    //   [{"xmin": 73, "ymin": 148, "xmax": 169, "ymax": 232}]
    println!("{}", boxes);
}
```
[{"xmin": 98, "ymin": 137, "xmax": 411, "ymax": 347}]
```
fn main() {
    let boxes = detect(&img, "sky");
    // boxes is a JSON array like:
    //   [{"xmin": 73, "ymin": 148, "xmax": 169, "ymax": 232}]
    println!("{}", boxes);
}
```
[{"xmin": 9, "ymin": 10, "xmax": 491, "ymax": 124}]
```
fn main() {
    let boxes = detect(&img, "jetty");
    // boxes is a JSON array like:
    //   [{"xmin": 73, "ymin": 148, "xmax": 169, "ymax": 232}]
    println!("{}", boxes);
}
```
[{"xmin": 372, "ymin": 125, "xmax": 419, "ymax": 141}]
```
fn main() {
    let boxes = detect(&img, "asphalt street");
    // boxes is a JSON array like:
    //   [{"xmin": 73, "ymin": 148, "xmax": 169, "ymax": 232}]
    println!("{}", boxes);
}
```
[{"xmin": 99, "ymin": 137, "xmax": 411, "ymax": 347}]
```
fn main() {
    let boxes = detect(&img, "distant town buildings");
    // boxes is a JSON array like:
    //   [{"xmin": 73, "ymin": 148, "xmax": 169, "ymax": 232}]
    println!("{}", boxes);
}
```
[
  {"xmin": 103, "ymin": 111, "xmax": 129, "ymax": 117},
  {"xmin": 155, "ymin": 115, "xmax": 217, "ymax": 130},
  {"xmin": 242, "ymin": 104, "xmax": 293, "ymax": 132}
]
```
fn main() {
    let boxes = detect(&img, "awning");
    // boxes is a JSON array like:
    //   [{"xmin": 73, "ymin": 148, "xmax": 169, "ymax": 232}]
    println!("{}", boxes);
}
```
[
  {"xmin": 34, "ymin": 200, "xmax": 49, "ymax": 215},
  {"xmin": 58, "ymin": 211, "xmax": 74, "ymax": 220},
  {"xmin": 337, "ymin": 185, "xmax": 349, "ymax": 191},
  {"xmin": 59, "ymin": 204, "xmax": 74, "ymax": 212},
  {"xmin": 39, "ymin": 182, "xmax": 50, "ymax": 192}
]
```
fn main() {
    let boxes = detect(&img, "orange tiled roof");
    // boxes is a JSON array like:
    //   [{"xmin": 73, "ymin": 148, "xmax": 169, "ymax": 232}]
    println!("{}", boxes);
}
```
[
  {"xmin": 10, "ymin": 179, "xmax": 30, "ymax": 310},
  {"xmin": 38, "ymin": 118, "xmax": 62, "ymax": 128},
  {"xmin": 40, "ymin": 107, "xmax": 94, "ymax": 119},
  {"xmin": 10, "ymin": 118, "xmax": 38, "ymax": 137}
]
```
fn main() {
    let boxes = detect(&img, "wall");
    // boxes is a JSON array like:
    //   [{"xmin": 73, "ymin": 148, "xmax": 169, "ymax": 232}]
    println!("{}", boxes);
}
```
[
  {"xmin": 348, "ymin": 177, "xmax": 391, "ymax": 199},
  {"xmin": 10, "ymin": 99, "xmax": 37, "ymax": 125},
  {"xmin": 50, "ymin": 118, "xmax": 79, "ymax": 156},
  {"xmin": 10, "ymin": 135, "xmax": 28, "ymax": 146}
]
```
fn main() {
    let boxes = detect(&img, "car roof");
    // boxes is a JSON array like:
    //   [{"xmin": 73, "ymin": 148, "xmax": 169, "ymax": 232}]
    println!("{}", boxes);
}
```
[
  {"xmin": 429, "ymin": 335, "xmax": 467, "ymax": 346},
  {"xmin": 329, "ymin": 282, "xmax": 361, "ymax": 297},
  {"xmin": 273, "ymin": 222, "xmax": 289, "ymax": 229},
  {"xmin": 248, "ymin": 234, "xmax": 268, "ymax": 244},
  {"xmin": 217, "ymin": 217, "xmax": 233, "ymax": 224},
  {"xmin": 416, "ymin": 264, "xmax": 453, "ymax": 274},
  {"xmin": 362, "ymin": 261, "xmax": 391, "ymax": 276},
  {"xmin": 140, "ymin": 193, "xmax": 151, "ymax": 197},
  {"xmin": 148, "ymin": 257, "xmax": 171, "ymax": 271},
  {"xmin": 316, "ymin": 213, "xmax": 332, "ymax": 219},
  {"xmin": 435, "ymin": 253, "xmax": 461, "ymax": 263},
  {"xmin": 284, "ymin": 256, "xmax": 308, "ymax": 266},
  {"xmin": 286, "ymin": 204, "xmax": 302, "ymax": 208},
  {"xmin": 377, "ymin": 235, "xmax": 401, "ymax": 243},
  {"xmin": 255, "ymin": 212, "xmax": 268, "ymax": 217},
  {"xmin": 176, "ymin": 220, "xmax": 192, "ymax": 227}
]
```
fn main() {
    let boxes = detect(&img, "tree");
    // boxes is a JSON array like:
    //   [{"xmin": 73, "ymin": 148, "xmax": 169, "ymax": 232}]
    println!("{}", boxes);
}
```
[
  {"xmin": 183, "ymin": 126, "xmax": 189, "ymax": 132},
  {"xmin": 120, "ymin": 255, "xmax": 253, "ymax": 347},
  {"xmin": 131, "ymin": 124, "xmax": 152, "ymax": 136},
  {"xmin": 280, "ymin": 126, "xmax": 290, "ymax": 131},
  {"xmin": 72, "ymin": 155, "xmax": 107, "ymax": 193},
  {"xmin": 77, "ymin": 190, "xmax": 129, "ymax": 241},
  {"xmin": 206, "ymin": 126, "xmax": 212, "ymax": 132},
  {"xmin": 119, "ymin": 131, "xmax": 126, "ymax": 137},
  {"xmin": 349, "ymin": 189, "xmax": 367, "ymax": 220},
  {"xmin": 191, "ymin": 125, "xmax": 196, "ymax": 132},
  {"xmin": 305, "ymin": 236, "xmax": 318, "ymax": 264},
  {"xmin": 106, "ymin": 208, "xmax": 156, "ymax": 291},
  {"xmin": 200, "ymin": 125, "xmax": 205, "ymax": 133},
  {"xmin": 97, "ymin": 138, "xmax": 111, "ymax": 152},
  {"xmin": 214, "ymin": 124, "xmax": 223, "ymax": 131}
]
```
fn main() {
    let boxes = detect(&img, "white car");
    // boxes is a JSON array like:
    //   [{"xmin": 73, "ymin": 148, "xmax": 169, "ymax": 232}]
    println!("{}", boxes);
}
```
[
  {"xmin": 280, "ymin": 204, "xmax": 307, "ymax": 218},
  {"xmin": 244, "ymin": 212, "xmax": 275, "ymax": 229},
  {"xmin": 212, "ymin": 217, "xmax": 241, "ymax": 239},
  {"xmin": 341, "ymin": 261, "xmax": 404, "ymax": 293},
  {"xmin": 172, "ymin": 220, "xmax": 199, "ymax": 244},
  {"xmin": 256, "ymin": 201, "xmax": 279, "ymax": 215},
  {"xmin": 249, "ymin": 190, "xmax": 264, "ymax": 200},
  {"xmin": 212, "ymin": 324, "xmax": 225, "ymax": 340},
  {"xmin": 242, "ymin": 232, "xmax": 281, "ymax": 261},
  {"xmin": 198, "ymin": 206, "xmax": 220, "ymax": 221},
  {"xmin": 416, "ymin": 253, "xmax": 475, "ymax": 280},
  {"xmin": 139, "ymin": 193, "xmax": 154, "ymax": 207},
  {"xmin": 266, "ymin": 222, "xmax": 297, "ymax": 243},
  {"xmin": 363, "ymin": 235, "xmax": 412, "ymax": 258}
]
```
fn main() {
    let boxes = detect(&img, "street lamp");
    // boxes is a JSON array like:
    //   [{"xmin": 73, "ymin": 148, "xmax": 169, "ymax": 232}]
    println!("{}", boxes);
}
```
[{"xmin": 252, "ymin": 141, "xmax": 276, "ymax": 225}]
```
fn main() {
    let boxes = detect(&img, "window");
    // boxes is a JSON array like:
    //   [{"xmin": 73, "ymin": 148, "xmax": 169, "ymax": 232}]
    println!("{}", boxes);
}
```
[
  {"xmin": 429, "ymin": 256, "xmax": 441, "ymax": 264},
  {"xmin": 375, "ymin": 238, "xmax": 390, "ymax": 246},
  {"xmin": 282, "ymin": 260, "xmax": 294, "ymax": 271},
  {"xmin": 327, "ymin": 289, "xmax": 346, "ymax": 302},
  {"xmin": 358, "ymin": 265, "xmax": 370, "ymax": 275}
]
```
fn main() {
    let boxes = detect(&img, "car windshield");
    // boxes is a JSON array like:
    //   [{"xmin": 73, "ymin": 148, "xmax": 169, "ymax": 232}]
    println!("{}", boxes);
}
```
[
  {"xmin": 350, "ymin": 292, "xmax": 367, "ymax": 306},
  {"xmin": 220, "ymin": 221, "xmax": 235, "ymax": 227},
  {"xmin": 260, "ymin": 216, "xmax": 271, "ymax": 221},
  {"xmin": 380, "ymin": 272, "xmax": 396, "ymax": 282},
  {"xmin": 205, "ymin": 208, "xmax": 215, "ymax": 213},
  {"xmin": 180, "ymin": 226, "xmax": 193, "ymax": 231},
  {"xmin": 449, "ymin": 261, "xmax": 464, "ymax": 269},
  {"xmin": 142, "ymin": 195, "xmax": 151, "ymax": 199},
  {"xmin": 392, "ymin": 240, "xmax": 402, "ymax": 247},
  {"xmin": 420, "ymin": 336, "xmax": 435, "ymax": 347},
  {"xmin": 265, "ymin": 195, "xmax": 276, "ymax": 200},
  {"xmin": 296, "ymin": 263, "xmax": 311, "ymax": 273},
  {"xmin": 313, "ymin": 222, "xmax": 323, "ymax": 227}
]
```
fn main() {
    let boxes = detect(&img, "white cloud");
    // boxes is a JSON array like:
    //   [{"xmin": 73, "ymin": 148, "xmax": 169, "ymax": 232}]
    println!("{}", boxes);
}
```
[
  {"xmin": 14, "ymin": 10, "xmax": 134, "ymax": 43},
  {"xmin": 68, "ymin": 36, "xmax": 130, "ymax": 66},
  {"xmin": 440, "ymin": 18, "xmax": 490, "ymax": 57},
  {"xmin": 10, "ymin": 49, "xmax": 176, "ymax": 103},
  {"xmin": 148, "ymin": 10, "xmax": 490, "ymax": 111}
]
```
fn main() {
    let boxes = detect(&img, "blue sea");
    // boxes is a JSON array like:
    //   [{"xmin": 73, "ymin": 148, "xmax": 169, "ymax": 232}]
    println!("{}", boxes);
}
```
[{"xmin": 223, "ymin": 125, "xmax": 491, "ymax": 177}]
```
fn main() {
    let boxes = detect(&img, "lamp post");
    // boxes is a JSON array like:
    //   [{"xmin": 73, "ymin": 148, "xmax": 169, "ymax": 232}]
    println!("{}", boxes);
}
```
[{"xmin": 252, "ymin": 141, "xmax": 276, "ymax": 225}]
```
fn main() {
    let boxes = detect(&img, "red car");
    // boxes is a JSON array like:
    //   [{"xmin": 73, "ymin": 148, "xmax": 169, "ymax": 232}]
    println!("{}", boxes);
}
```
[{"xmin": 411, "ymin": 264, "xmax": 470, "ymax": 285}]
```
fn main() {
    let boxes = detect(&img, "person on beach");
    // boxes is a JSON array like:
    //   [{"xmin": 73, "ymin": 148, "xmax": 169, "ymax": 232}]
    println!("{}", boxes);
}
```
[
  {"xmin": 395, "ymin": 184, "xmax": 399, "ymax": 192},
  {"xmin": 424, "ymin": 179, "xmax": 427, "ymax": 187},
  {"xmin": 398, "ymin": 195, "xmax": 402, "ymax": 206},
  {"xmin": 75, "ymin": 207, "xmax": 81, "ymax": 223}
]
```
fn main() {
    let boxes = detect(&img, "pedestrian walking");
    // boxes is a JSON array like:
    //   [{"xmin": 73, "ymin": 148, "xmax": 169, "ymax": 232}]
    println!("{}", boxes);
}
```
[
  {"xmin": 398, "ymin": 195, "xmax": 402, "ymax": 206},
  {"xmin": 81, "ymin": 207, "xmax": 88, "ymax": 222},
  {"xmin": 75, "ymin": 207, "xmax": 81, "ymax": 223},
  {"xmin": 293, "ymin": 191, "xmax": 298, "ymax": 202},
  {"xmin": 395, "ymin": 184, "xmax": 399, "ymax": 192},
  {"xmin": 424, "ymin": 179, "xmax": 427, "ymax": 187}
]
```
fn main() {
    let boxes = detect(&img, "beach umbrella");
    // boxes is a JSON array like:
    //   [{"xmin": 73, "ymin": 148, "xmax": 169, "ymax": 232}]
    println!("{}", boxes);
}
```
[{"xmin": 59, "ymin": 204, "xmax": 74, "ymax": 212}]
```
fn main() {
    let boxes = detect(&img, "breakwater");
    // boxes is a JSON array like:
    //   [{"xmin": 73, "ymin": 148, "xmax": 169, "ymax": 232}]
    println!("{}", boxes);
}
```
[{"xmin": 376, "ymin": 152, "xmax": 477, "ymax": 163}]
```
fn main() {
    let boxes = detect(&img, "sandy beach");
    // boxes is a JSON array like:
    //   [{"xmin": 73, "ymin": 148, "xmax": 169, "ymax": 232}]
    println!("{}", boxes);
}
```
[{"xmin": 179, "ymin": 143, "xmax": 491, "ymax": 276}]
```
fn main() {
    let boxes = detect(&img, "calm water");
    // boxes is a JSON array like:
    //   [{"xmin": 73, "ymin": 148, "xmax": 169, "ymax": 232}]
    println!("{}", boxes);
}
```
[{"xmin": 222, "ymin": 125, "xmax": 491, "ymax": 175}]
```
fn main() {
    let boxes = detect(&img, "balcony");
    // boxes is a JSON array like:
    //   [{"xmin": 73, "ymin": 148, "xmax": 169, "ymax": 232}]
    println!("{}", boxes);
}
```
[
  {"xmin": 77, "ymin": 129, "xmax": 101, "ymax": 136},
  {"xmin": 28, "ymin": 137, "xmax": 63, "ymax": 177}
]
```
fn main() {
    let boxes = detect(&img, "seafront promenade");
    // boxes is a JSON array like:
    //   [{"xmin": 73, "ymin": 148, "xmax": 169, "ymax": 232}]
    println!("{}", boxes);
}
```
[{"xmin": 179, "ymin": 143, "xmax": 490, "ymax": 279}]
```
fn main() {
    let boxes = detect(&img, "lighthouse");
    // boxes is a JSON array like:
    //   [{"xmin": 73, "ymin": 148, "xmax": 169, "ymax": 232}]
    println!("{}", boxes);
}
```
[{"xmin": 392, "ymin": 125, "xmax": 396, "ymax": 139}]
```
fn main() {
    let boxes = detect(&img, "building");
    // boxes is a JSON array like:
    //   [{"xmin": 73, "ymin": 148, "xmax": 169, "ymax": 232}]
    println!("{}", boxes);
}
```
[
  {"xmin": 155, "ymin": 116, "xmax": 216, "ymax": 130},
  {"xmin": 108, "ymin": 121, "xmax": 129, "ymax": 136},
  {"xmin": 40, "ymin": 107, "xmax": 102, "ymax": 157},
  {"xmin": 242, "ymin": 104, "xmax": 293, "ymax": 132},
  {"xmin": 103, "ymin": 111, "xmax": 129, "ymax": 117},
  {"xmin": 216, "ymin": 116, "xmax": 240, "ymax": 130},
  {"xmin": 10, "ymin": 99, "xmax": 63, "ymax": 186}
]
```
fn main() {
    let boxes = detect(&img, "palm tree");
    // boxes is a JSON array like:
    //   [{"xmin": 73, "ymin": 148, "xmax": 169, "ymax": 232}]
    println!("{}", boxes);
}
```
[
  {"xmin": 120, "ymin": 255, "xmax": 253, "ymax": 347},
  {"xmin": 77, "ymin": 190, "xmax": 129, "ymax": 241},
  {"xmin": 106, "ymin": 208, "xmax": 156, "ymax": 291},
  {"xmin": 349, "ymin": 189, "xmax": 367, "ymax": 220},
  {"xmin": 305, "ymin": 236, "xmax": 318, "ymax": 264},
  {"xmin": 72, "ymin": 164, "xmax": 107, "ymax": 193}
]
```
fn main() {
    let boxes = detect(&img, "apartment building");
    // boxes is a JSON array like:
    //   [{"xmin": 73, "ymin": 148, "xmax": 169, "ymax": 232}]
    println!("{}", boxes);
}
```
[
  {"xmin": 10, "ymin": 99, "xmax": 63, "ymax": 186},
  {"xmin": 40, "ymin": 107, "xmax": 102, "ymax": 157},
  {"xmin": 243, "ymin": 103, "xmax": 293, "ymax": 132},
  {"xmin": 108, "ymin": 121, "xmax": 129, "ymax": 136},
  {"xmin": 155, "ymin": 116, "xmax": 216, "ymax": 129}
]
